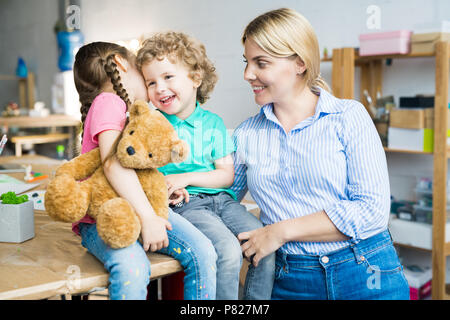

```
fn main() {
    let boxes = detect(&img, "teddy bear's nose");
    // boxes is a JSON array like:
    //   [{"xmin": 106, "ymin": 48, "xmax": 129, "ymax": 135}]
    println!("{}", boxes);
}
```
[{"xmin": 126, "ymin": 146, "xmax": 135, "ymax": 155}]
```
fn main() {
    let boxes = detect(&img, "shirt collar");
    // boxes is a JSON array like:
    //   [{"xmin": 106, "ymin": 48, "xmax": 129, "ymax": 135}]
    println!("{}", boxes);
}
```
[
  {"xmin": 314, "ymin": 87, "xmax": 344, "ymax": 116},
  {"xmin": 260, "ymin": 87, "xmax": 344, "ymax": 127},
  {"xmin": 162, "ymin": 101, "xmax": 203, "ymax": 128}
]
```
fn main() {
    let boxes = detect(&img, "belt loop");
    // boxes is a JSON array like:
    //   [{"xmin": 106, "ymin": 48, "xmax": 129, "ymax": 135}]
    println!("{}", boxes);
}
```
[
  {"xmin": 278, "ymin": 251, "xmax": 289, "ymax": 273},
  {"xmin": 351, "ymin": 244, "xmax": 364, "ymax": 264}
]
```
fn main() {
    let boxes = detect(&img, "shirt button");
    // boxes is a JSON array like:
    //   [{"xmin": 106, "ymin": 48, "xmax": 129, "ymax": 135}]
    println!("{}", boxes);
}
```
[{"xmin": 321, "ymin": 256, "xmax": 329, "ymax": 264}]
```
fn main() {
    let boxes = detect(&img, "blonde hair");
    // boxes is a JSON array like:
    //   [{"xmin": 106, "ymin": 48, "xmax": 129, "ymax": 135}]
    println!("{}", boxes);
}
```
[
  {"xmin": 242, "ymin": 8, "xmax": 329, "ymax": 93},
  {"xmin": 136, "ymin": 31, "xmax": 218, "ymax": 104}
]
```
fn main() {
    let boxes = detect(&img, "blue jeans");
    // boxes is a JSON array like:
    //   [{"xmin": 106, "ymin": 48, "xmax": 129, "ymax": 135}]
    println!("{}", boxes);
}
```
[
  {"xmin": 172, "ymin": 192, "xmax": 275, "ymax": 300},
  {"xmin": 79, "ymin": 209, "xmax": 217, "ymax": 300},
  {"xmin": 272, "ymin": 229, "xmax": 410, "ymax": 300}
]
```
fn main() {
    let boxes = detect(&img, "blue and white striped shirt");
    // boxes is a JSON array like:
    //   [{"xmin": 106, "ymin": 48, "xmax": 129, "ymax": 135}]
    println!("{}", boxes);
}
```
[{"xmin": 231, "ymin": 88, "xmax": 390, "ymax": 255}]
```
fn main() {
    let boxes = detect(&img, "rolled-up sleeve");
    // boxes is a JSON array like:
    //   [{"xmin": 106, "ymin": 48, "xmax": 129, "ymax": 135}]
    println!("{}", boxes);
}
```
[{"xmin": 324, "ymin": 102, "xmax": 391, "ymax": 241}]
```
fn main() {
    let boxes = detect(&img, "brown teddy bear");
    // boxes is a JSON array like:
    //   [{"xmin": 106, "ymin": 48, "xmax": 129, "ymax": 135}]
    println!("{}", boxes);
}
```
[{"xmin": 44, "ymin": 100, "xmax": 189, "ymax": 248}]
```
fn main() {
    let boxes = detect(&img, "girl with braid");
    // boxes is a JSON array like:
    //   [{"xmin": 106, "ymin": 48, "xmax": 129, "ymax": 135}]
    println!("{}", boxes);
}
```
[{"xmin": 72, "ymin": 42, "xmax": 217, "ymax": 300}]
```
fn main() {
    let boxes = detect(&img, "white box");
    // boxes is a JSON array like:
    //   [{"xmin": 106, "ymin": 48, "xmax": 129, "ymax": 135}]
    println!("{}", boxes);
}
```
[
  {"xmin": 403, "ymin": 266, "xmax": 432, "ymax": 289},
  {"xmin": 389, "ymin": 216, "xmax": 450, "ymax": 250},
  {"xmin": 388, "ymin": 127, "xmax": 425, "ymax": 151},
  {"xmin": 52, "ymin": 71, "xmax": 81, "ymax": 118}
]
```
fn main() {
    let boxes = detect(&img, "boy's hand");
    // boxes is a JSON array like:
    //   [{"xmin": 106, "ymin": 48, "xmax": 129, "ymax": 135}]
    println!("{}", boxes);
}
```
[
  {"xmin": 169, "ymin": 188, "xmax": 190, "ymax": 205},
  {"xmin": 165, "ymin": 173, "xmax": 191, "ymax": 197}
]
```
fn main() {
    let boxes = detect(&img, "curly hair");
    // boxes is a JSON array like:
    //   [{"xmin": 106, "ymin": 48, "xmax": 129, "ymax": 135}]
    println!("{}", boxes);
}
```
[{"xmin": 136, "ymin": 31, "xmax": 217, "ymax": 104}]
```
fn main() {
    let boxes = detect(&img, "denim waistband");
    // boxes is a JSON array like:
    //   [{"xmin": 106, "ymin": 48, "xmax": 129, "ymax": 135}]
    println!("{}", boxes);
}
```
[
  {"xmin": 276, "ymin": 229, "xmax": 393, "ymax": 268},
  {"xmin": 170, "ymin": 192, "xmax": 229, "ymax": 208}
]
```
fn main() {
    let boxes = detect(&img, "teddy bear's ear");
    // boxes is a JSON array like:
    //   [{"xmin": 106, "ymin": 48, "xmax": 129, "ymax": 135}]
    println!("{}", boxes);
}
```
[{"xmin": 128, "ymin": 100, "xmax": 150, "ymax": 119}]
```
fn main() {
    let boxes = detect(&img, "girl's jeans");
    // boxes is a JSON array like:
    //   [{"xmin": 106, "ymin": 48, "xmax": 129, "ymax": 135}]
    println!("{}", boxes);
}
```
[
  {"xmin": 79, "ymin": 209, "xmax": 217, "ymax": 300},
  {"xmin": 272, "ymin": 229, "xmax": 410, "ymax": 300},
  {"xmin": 172, "ymin": 192, "xmax": 275, "ymax": 300}
]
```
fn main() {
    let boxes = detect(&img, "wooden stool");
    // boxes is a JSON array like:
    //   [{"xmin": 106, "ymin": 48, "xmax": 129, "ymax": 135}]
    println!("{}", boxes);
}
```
[{"xmin": 11, "ymin": 133, "xmax": 70, "ymax": 156}]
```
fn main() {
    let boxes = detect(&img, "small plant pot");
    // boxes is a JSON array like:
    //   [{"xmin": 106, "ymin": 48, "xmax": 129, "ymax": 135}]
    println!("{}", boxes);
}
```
[{"xmin": 0, "ymin": 200, "xmax": 34, "ymax": 243}]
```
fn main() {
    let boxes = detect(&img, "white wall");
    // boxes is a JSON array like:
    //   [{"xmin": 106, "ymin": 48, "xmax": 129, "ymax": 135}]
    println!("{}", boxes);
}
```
[{"xmin": 0, "ymin": 0, "xmax": 59, "ymax": 110}]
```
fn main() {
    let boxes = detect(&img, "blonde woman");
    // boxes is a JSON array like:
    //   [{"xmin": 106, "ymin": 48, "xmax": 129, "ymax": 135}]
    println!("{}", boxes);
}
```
[{"xmin": 233, "ymin": 8, "xmax": 410, "ymax": 300}]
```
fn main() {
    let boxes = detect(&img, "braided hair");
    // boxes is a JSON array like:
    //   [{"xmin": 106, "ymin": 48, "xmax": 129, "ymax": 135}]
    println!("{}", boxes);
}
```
[{"xmin": 73, "ymin": 42, "xmax": 132, "ymax": 140}]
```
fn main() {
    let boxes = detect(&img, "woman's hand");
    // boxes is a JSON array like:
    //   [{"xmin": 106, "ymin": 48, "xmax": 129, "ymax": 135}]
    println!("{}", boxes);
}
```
[
  {"xmin": 140, "ymin": 214, "xmax": 172, "ymax": 252},
  {"xmin": 238, "ymin": 223, "xmax": 286, "ymax": 267}
]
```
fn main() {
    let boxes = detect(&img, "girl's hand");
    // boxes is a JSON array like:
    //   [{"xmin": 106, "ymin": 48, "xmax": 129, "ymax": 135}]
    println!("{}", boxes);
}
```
[
  {"xmin": 165, "ymin": 174, "xmax": 191, "ymax": 197},
  {"xmin": 140, "ymin": 214, "xmax": 172, "ymax": 252},
  {"xmin": 238, "ymin": 223, "xmax": 286, "ymax": 267},
  {"xmin": 169, "ymin": 188, "xmax": 190, "ymax": 205}
]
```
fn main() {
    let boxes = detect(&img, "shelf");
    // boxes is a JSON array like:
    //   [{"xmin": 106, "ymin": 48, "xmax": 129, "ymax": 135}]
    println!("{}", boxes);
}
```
[
  {"xmin": 355, "ymin": 51, "xmax": 436, "ymax": 62},
  {"xmin": 383, "ymin": 147, "xmax": 450, "ymax": 158},
  {"xmin": 331, "ymin": 41, "xmax": 450, "ymax": 299},
  {"xmin": 321, "ymin": 50, "xmax": 435, "ymax": 63},
  {"xmin": 394, "ymin": 242, "xmax": 431, "ymax": 252},
  {"xmin": 322, "ymin": 43, "xmax": 450, "ymax": 64},
  {"xmin": 384, "ymin": 147, "xmax": 433, "ymax": 155},
  {"xmin": 0, "ymin": 73, "xmax": 35, "ymax": 109},
  {"xmin": 0, "ymin": 75, "xmax": 27, "ymax": 81}
]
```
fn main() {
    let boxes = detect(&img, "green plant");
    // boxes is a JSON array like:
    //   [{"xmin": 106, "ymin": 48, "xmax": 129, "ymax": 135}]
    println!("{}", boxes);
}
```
[{"xmin": 1, "ymin": 191, "xmax": 28, "ymax": 204}]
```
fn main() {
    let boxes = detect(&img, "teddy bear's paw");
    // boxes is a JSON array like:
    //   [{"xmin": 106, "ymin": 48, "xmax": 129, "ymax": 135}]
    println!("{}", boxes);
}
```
[
  {"xmin": 44, "ymin": 174, "xmax": 90, "ymax": 222},
  {"xmin": 96, "ymin": 198, "xmax": 141, "ymax": 249}
]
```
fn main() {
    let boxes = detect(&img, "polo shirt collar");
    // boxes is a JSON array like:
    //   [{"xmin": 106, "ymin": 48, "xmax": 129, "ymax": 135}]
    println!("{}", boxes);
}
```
[{"xmin": 162, "ymin": 101, "xmax": 203, "ymax": 128}]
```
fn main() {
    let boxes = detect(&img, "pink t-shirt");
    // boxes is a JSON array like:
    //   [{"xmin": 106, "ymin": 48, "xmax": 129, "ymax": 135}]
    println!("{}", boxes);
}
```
[{"xmin": 72, "ymin": 92, "xmax": 127, "ymax": 235}]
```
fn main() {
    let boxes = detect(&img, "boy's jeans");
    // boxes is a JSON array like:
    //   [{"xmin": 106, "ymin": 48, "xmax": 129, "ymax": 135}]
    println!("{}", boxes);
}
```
[
  {"xmin": 172, "ymin": 192, "xmax": 275, "ymax": 300},
  {"xmin": 79, "ymin": 209, "xmax": 217, "ymax": 300}
]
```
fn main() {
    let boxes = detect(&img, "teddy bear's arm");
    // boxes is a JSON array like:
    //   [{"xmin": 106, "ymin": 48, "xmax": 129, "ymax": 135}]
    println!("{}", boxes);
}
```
[{"xmin": 56, "ymin": 148, "xmax": 102, "ymax": 180}]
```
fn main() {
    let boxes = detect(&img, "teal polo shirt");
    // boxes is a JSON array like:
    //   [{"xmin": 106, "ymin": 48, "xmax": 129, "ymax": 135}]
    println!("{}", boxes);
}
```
[{"xmin": 158, "ymin": 103, "xmax": 237, "ymax": 200}]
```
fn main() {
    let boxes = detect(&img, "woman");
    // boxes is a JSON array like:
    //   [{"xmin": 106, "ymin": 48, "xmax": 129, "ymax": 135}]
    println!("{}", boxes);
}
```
[{"xmin": 233, "ymin": 8, "xmax": 410, "ymax": 300}]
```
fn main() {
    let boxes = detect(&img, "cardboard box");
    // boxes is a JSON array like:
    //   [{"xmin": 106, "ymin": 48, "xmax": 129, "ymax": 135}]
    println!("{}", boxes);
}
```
[
  {"xmin": 411, "ymin": 32, "xmax": 450, "ymax": 54},
  {"xmin": 424, "ymin": 107, "xmax": 450, "ymax": 129},
  {"xmin": 389, "ymin": 108, "xmax": 425, "ymax": 129},
  {"xmin": 387, "ymin": 127, "xmax": 450, "ymax": 152}
]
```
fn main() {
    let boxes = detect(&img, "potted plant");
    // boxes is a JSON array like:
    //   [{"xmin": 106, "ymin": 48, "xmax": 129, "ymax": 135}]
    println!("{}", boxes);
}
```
[{"xmin": 0, "ymin": 192, "xmax": 34, "ymax": 243}]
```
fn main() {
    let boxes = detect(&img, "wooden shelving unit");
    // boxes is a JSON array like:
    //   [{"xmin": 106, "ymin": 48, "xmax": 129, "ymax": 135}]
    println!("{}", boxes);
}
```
[
  {"xmin": 324, "ymin": 42, "xmax": 450, "ymax": 300},
  {"xmin": 0, "ymin": 73, "xmax": 35, "ymax": 109}
]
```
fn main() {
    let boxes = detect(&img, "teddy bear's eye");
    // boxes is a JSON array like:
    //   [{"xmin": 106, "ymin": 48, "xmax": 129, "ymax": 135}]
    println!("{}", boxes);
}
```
[
  {"xmin": 148, "ymin": 153, "xmax": 153, "ymax": 158},
  {"xmin": 129, "ymin": 130, "xmax": 134, "ymax": 135}
]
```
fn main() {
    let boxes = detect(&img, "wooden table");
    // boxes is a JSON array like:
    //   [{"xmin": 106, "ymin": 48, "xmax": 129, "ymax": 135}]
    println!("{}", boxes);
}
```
[
  {"xmin": 0, "ymin": 155, "xmax": 183, "ymax": 300},
  {"xmin": 0, "ymin": 115, "xmax": 80, "ymax": 129},
  {"xmin": 0, "ymin": 115, "xmax": 81, "ymax": 158}
]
